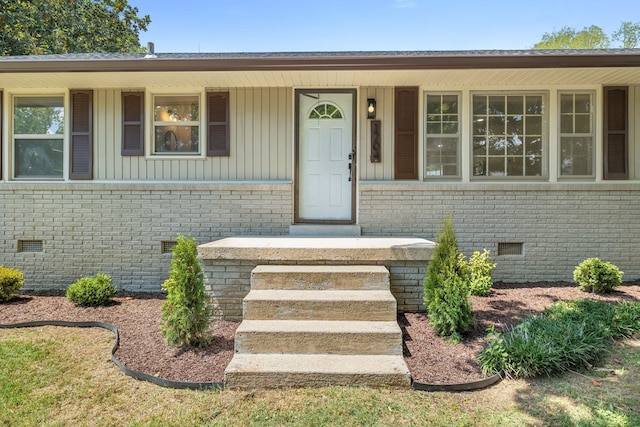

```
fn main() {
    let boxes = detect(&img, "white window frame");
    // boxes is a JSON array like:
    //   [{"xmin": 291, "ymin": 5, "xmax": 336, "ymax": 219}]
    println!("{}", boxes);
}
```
[
  {"xmin": 470, "ymin": 91, "xmax": 548, "ymax": 180},
  {"xmin": 146, "ymin": 90, "xmax": 206, "ymax": 159},
  {"xmin": 424, "ymin": 92, "xmax": 461, "ymax": 180},
  {"xmin": 11, "ymin": 93, "xmax": 67, "ymax": 180},
  {"xmin": 558, "ymin": 91, "xmax": 596, "ymax": 179}
]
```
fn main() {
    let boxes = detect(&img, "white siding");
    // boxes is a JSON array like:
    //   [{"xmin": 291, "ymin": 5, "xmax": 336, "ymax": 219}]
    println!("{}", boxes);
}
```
[
  {"xmin": 93, "ymin": 88, "xmax": 292, "ymax": 181},
  {"xmin": 359, "ymin": 87, "xmax": 395, "ymax": 180}
]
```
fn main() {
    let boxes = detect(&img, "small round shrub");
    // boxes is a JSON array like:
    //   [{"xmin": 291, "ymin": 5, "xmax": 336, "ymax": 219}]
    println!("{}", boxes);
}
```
[
  {"xmin": 573, "ymin": 258, "xmax": 623, "ymax": 293},
  {"xmin": 0, "ymin": 265, "xmax": 25, "ymax": 302},
  {"xmin": 465, "ymin": 249, "xmax": 497, "ymax": 297},
  {"xmin": 66, "ymin": 273, "xmax": 117, "ymax": 306}
]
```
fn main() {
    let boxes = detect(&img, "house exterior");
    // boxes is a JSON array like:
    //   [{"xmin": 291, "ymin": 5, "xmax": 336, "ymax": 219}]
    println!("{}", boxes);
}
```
[{"xmin": 1, "ymin": 49, "xmax": 639, "ymax": 295}]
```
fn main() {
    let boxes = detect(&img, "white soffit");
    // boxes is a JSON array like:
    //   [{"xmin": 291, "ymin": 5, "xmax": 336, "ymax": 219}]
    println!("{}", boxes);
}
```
[{"xmin": 1, "ymin": 67, "xmax": 640, "ymax": 89}]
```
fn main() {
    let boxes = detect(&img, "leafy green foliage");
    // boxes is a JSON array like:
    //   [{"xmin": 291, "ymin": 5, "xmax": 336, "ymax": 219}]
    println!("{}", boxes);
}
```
[
  {"xmin": 66, "ymin": 273, "xmax": 116, "ymax": 306},
  {"xmin": 0, "ymin": 0, "xmax": 150, "ymax": 55},
  {"xmin": 613, "ymin": 21, "xmax": 640, "ymax": 48},
  {"xmin": 573, "ymin": 258, "xmax": 623, "ymax": 293},
  {"xmin": 478, "ymin": 299, "xmax": 640, "ymax": 378},
  {"xmin": 0, "ymin": 265, "xmax": 25, "ymax": 302},
  {"xmin": 423, "ymin": 214, "xmax": 473, "ymax": 342},
  {"xmin": 460, "ymin": 249, "xmax": 496, "ymax": 296},
  {"xmin": 160, "ymin": 235, "xmax": 212, "ymax": 348},
  {"xmin": 533, "ymin": 21, "xmax": 640, "ymax": 49}
]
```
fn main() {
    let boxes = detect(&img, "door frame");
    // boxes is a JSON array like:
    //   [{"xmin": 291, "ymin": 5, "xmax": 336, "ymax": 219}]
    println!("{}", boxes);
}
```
[{"xmin": 294, "ymin": 88, "xmax": 357, "ymax": 224}]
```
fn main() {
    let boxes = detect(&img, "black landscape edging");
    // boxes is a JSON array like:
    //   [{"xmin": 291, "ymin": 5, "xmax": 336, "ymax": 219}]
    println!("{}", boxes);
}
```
[
  {"xmin": 411, "ymin": 373, "xmax": 502, "ymax": 392},
  {"xmin": 2, "ymin": 320, "xmax": 503, "ymax": 392},
  {"xmin": 0, "ymin": 320, "xmax": 223, "ymax": 391}
]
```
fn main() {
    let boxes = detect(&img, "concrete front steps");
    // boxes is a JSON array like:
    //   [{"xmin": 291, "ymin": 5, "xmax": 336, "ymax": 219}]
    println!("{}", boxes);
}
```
[{"xmin": 224, "ymin": 265, "xmax": 411, "ymax": 389}]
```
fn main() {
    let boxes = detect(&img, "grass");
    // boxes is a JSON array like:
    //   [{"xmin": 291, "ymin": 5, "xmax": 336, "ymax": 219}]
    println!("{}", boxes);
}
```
[{"xmin": 1, "ymin": 326, "xmax": 639, "ymax": 426}]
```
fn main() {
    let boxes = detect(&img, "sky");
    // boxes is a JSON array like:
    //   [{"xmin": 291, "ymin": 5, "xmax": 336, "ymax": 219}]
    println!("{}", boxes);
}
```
[{"xmin": 132, "ymin": 0, "xmax": 638, "ymax": 53}]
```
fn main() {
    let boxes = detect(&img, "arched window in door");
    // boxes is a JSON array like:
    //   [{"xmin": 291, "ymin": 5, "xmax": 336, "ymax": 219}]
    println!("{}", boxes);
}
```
[{"xmin": 308, "ymin": 102, "xmax": 343, "ymax": 119}]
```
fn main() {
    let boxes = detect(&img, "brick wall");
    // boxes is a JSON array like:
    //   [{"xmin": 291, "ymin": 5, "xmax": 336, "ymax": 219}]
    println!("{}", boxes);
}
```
[
  {"xmin": 0, "ymin": 182, "xmax": 291, "ymax": 292},
  {"xmin": 3, "ymin": 180, "xmax": 639, "ymax": 306},
  {"xmin": 359, "ymin": 182, "xmax": 640, "ymax": 283}
]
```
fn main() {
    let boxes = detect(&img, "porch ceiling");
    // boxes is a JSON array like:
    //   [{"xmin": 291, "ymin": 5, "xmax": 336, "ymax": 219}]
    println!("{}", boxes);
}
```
[{"xmin": 2, "ymin": 66, "xmax": 640, "ymax": 89}]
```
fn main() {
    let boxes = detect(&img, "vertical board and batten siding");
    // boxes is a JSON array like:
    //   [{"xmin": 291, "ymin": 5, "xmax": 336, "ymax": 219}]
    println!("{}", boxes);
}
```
[
  {"xmin": 359, "ymin": 88, "xmax": 395, "ymax": 180},
  {"xmin": 92, "ymin": 88, "xmax": 292, "ymax": 181}
]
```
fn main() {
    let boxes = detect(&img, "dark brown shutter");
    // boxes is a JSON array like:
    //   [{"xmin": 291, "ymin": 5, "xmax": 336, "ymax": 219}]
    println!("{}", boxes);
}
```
[
  {"xmin": 603, "ymin": 86, "xmax": 628, "ymax": 180},
  {"xmin": 69, "ymin": 90, "xmax": 93, "ymax": 180},
  {"xmin": 207, "ymin": 92, "xmax": 230, "ymax": 156},
  {"xmin": 122, "ymin": 92, "xmax": 144, "ymax": 156},
  {"xmin": 0, "ymin": 91, "xmax": 2, "ymax": 179},
  {"xmin": 394, "ymin": 87, "xmax": 418, "ymax": 179}
]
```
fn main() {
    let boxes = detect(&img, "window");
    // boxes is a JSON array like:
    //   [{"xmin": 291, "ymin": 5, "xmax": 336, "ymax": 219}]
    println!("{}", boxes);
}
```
[
  {"xmin": 559, "ymin": 92, "xmax": 594, "ymax": 177},
  {"xmin": 13, "ymin": 96, "xmax": 64, "ymax": 179},
  {"xmin": 472, "ymin": 93, "xmax": 545, "ymax": 178},
  {"xmin": 425, "ymin": 93, "xmax": 459, "ymax": 177},
  {"xmin": 309, "ymin": 102, "xmax": 343, "ymax": 119},
  {"xmin": 153, "ymin": 95, "xmax": 200, "ymax": 155}
]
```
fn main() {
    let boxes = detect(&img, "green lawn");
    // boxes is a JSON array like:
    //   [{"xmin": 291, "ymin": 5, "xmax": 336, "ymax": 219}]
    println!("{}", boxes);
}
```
[{"xmin": 1, "ymin": 326, "xmax": 638, "ymax": 426}]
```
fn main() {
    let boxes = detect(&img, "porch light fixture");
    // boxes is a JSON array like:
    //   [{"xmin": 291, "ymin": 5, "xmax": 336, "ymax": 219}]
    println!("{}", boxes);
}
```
[{"xmin": 367, "ymin": 98, "xmax": 376, "ymax": 119}]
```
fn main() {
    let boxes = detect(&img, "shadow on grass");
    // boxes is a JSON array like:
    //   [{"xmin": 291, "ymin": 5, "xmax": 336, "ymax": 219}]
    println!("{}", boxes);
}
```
[{"xmin": 511, "ymin": 341, "xmax": 640, "ymax": 426}]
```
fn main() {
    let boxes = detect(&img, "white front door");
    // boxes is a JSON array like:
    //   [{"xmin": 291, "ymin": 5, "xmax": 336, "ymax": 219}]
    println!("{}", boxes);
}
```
[{"xmin": 296, "ymin": 90, "xmax": 355, "ymax": 222}]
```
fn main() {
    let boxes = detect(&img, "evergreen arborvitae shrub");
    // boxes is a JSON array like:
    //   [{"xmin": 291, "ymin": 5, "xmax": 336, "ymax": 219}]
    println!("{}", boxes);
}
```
[
  {"xmin": 0, "ymin": 265, "xmax": 25, "ymax": 302},
  {"xmin": 66, "ymin": 273, "xmax": 116, "ymax": 306},
  {"xmin": 160, "ymin": 235, "xmax": 212, "ymax": 347},
  {"xmin": 573, "ymin": 257, "xmax": 623, "ymax": 293},
  {"xmin": 423, "ymin": 214, "xmax": 473, "ymax": 342}
]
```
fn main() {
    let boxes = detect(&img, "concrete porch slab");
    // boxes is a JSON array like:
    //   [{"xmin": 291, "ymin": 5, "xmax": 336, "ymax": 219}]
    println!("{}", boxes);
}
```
[{"xmin": 198, "ymin": 236, "xmax": 434, "ymax": 262}]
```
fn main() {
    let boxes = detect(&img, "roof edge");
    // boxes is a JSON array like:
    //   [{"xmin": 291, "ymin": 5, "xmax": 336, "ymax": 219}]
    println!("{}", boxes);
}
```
[{"xmin": 2, "ymin": 49, "xmax": 640, "ymax": 73}]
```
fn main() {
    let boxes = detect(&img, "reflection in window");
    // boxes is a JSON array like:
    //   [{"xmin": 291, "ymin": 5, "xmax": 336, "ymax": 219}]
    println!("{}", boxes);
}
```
[
  {"xmin": 425, "ymin": 94, "xmax": 459, "ymax": 177},
  {"xmin": 309, "ymin": 103, "xmax": 343, "ymax": 119},
  {"xmin": 14, "ymin": 96, "xmax": 64, "ymax": 178},
  {"xmin": 560, "ymin": 93, "xmax": 594, "ymax": 177},
  {"xmin": 153, "ymin": 95, "xmax": 200, "ymax": 154},
  {"xmin": 473, "ymin": 94, "xmax": 545, "ymax": 177}
]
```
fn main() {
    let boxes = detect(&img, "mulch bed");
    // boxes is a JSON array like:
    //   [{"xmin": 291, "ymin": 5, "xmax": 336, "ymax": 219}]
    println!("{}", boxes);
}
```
[{"xmin": 1, "ymin": 281, "xmax": 639, "ymax": 385}]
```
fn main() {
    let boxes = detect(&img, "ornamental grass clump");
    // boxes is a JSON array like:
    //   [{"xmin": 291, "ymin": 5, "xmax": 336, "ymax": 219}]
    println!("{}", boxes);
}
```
[
  {"xmin": 0, "ymin": 265, "xmax": 25, "ymax": 302},
  {"xmin": 573, "ymin": 257, "xmax": 623, "ymax": 293},
  {"xmin": 423, "ymin": 214, "xmax": 473, "ymax": 342},
  {"xmin": 478, "ymin": 299, "xmax": 640, "ymax": 378},
  {"xmin": 66, "ymin": 273, "xmax": 116, "ymax": 307},
  {"xmin": 160, "ymin": 235, "xmax": 212, "ymax": 348}
]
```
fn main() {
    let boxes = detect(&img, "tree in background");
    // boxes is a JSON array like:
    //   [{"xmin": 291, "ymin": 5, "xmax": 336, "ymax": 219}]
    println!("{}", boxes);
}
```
[
  {"xmin": 0, "ymin": 0, "xmax": 150, "ymax": 55},
  {"xmin": 534, "ymin": 22, "xmax": 640, "ymax": 49},
  {"xmin": 612, "ymin": 21, "xmax": 640, "ymax": 48}
]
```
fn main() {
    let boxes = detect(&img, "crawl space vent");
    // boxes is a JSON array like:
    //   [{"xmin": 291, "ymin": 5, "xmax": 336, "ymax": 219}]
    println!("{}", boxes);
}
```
[
  {"xmin": 18, "ymin": 240, "xmax": 44, "ymax": 253},
  {"xmin": 498, "ymin": 242, "xmax": 524, "ymax": 256},
  {"xmin": 161, "ymin": 240, "xmax": 177, "ymax": 254}
]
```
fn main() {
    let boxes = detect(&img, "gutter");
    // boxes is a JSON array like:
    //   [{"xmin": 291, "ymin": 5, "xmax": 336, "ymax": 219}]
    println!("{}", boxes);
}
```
[{"xmin": 1, "ymin": 50, "xmax": 640, "ymax": 73}]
